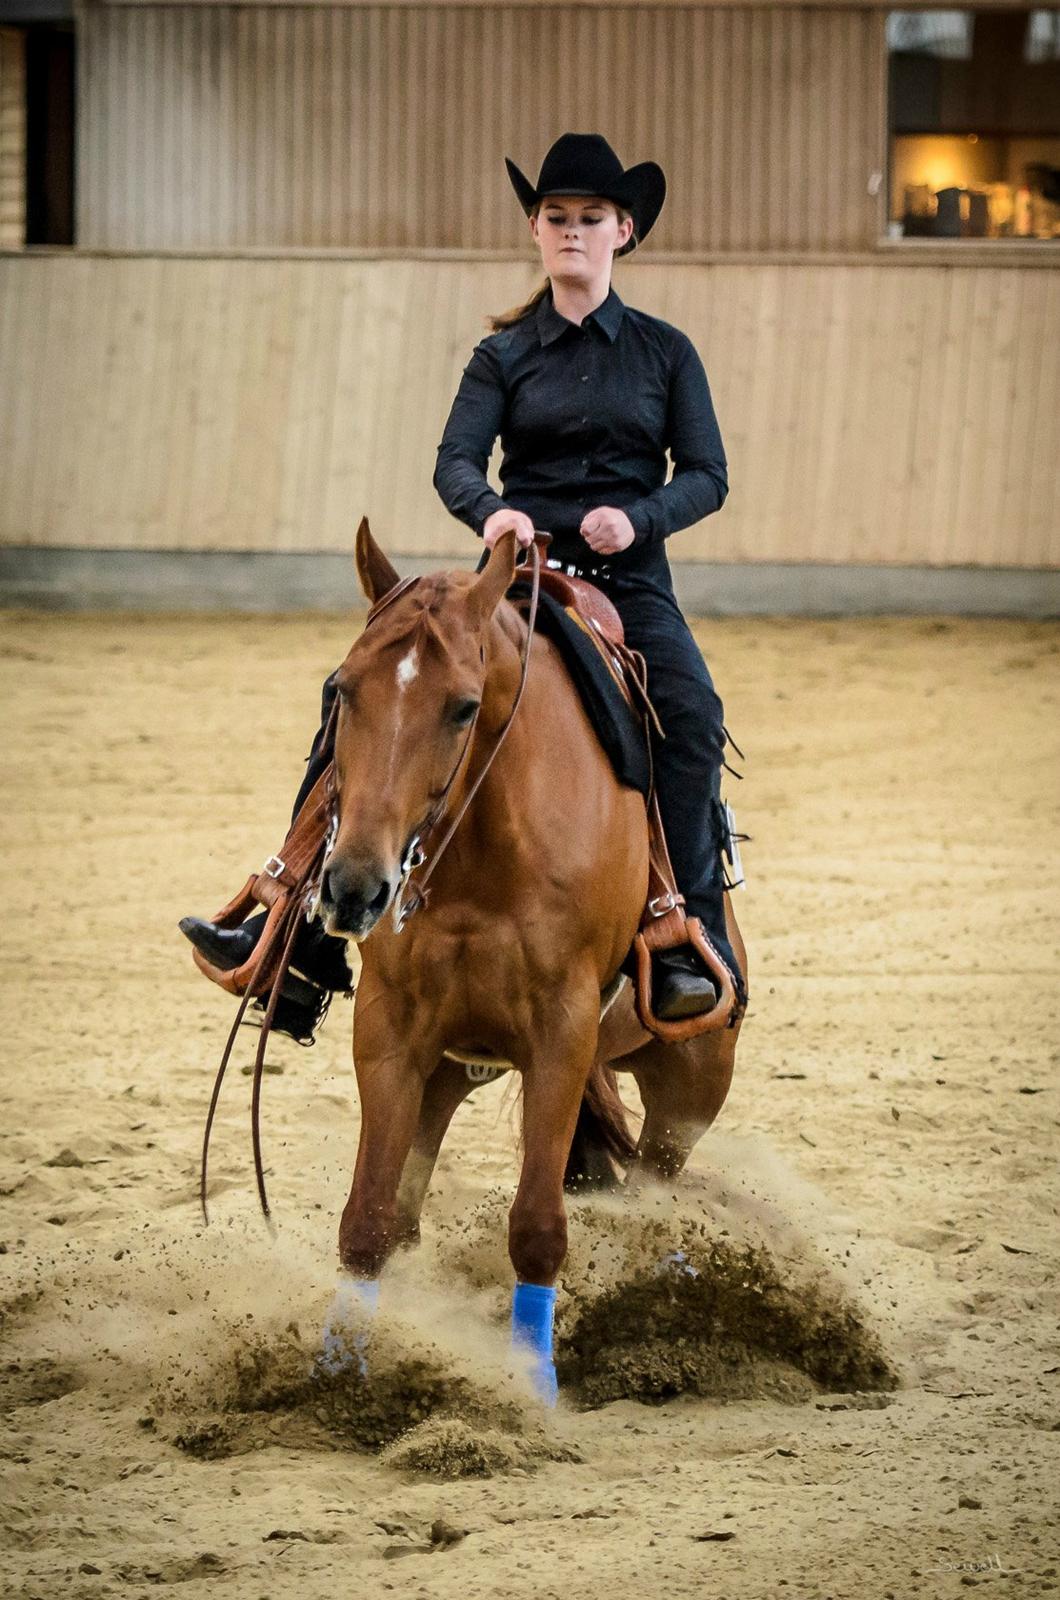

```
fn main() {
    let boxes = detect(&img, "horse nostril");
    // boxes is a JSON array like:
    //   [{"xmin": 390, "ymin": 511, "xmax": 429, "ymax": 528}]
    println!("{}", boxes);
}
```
[{"xmin": 322, "ymin": 861, "xmax": 392, "ymax": 930}]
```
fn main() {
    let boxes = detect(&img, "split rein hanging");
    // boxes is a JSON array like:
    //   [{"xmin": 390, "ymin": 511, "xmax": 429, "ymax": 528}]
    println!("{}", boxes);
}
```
[{"xmin": 199, "ymin": 541, "xmax": 543, "ymax": 1225}]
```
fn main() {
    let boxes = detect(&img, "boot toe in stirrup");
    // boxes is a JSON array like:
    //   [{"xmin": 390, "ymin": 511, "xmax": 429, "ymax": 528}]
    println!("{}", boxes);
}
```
[
  {"xmin": 179, "ymin": 916, "xmax": 259, "ymax": 972},
  {"xmin": 652, "ymin": 949, "xmax": 719, "ymax": 1022}
]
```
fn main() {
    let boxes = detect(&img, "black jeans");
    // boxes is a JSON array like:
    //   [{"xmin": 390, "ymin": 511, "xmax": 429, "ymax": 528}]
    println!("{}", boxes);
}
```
[{"xmin": 605, "ymin": 574, "xmax": 731, "ymax": 905}]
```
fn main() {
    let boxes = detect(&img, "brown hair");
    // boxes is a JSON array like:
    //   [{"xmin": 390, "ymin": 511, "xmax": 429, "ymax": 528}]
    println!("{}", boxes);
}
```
[{"xmin": 486, "ymin": 201, "xmax": 635, "ymax": 332}]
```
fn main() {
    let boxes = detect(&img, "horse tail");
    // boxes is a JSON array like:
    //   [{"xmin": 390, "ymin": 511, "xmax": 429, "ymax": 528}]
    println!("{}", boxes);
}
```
[{"xmin": 563, "ymin": 1062, "xmax": 638, "ymax": 1193}]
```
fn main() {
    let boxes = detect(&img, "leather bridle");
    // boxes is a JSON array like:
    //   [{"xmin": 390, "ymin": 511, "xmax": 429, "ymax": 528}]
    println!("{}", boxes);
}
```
[{"xmin": 317, "ymin": 537, "xmax": 542, "ymax": 935}]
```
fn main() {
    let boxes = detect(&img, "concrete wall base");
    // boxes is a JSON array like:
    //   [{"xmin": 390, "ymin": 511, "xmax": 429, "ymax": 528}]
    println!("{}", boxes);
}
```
[{"xmin": 1, "ymin": 547, "xmax": 1057, "ymax": 618}]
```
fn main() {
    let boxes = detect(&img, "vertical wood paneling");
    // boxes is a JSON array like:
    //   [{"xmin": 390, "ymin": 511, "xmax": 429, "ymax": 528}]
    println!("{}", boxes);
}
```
[
  {"xmin": 77, "ymin": 5, "xmax": 886, "ymax": 253},
  {"xmin": 1, "ymin": 256, "xmax": 1056, "ymax": 568},
  {"xmin": 0, "ymin": 27, "xmax": 25, "ymax": 250}
]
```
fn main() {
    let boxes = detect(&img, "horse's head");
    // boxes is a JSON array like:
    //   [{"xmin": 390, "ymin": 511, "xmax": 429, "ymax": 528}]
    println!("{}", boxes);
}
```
[{"xmin": 318, "ymin": 516, "xmax": 519, "ymax": 940}]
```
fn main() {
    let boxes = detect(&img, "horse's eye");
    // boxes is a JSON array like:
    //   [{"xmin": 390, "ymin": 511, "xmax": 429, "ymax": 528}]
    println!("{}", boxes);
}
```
[{"xmin": 449, "ymin": 697, "xmax": 480, "ymax": 727}]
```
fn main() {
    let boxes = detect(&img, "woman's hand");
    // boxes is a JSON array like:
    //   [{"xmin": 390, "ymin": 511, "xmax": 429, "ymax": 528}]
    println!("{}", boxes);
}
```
[
  {"xmin": 580, "ymin": 507, "xmax": 636, "ymax": 556},
  {"xmin": 482, "ymin": 508, "xmax": 536, "ymax": 550}
]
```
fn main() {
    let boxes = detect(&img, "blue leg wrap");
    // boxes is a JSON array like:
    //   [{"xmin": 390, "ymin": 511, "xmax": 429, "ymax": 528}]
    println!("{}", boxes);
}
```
[
  {"xmin": 511, "ymin": 1281, "xmax": 558, "ymax": 1407},
  {"xmin": 318, "ymin": 1276, "xmax": 379, "ymax": 1377}
]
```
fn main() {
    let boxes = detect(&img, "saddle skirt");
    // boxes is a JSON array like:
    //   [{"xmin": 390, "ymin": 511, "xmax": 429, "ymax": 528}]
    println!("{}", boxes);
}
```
[{"xmin": 507, "ymin": 574, "xmax": 651, "ymax": 797}]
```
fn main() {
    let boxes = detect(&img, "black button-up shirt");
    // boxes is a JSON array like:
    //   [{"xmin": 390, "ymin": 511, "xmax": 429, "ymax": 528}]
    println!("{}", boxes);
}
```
[{"xmin": 432, "ymin": 283, "xmax": 728, "ymax": 582}]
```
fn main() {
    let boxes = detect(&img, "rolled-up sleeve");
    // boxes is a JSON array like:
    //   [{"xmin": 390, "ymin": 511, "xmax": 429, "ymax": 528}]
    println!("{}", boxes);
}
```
[
  {"xmin": 625, "ymin": 333, "xmax": 728, "ymax": 546},
  {"xmin": 433, "ymin": 339, "xmax": 510, "ymax": 536}
]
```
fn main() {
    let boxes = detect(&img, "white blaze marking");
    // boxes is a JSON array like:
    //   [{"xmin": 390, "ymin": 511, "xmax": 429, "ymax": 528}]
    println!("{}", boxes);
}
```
[{"xmin": 396, "ymin": 646, "xmax": 419, "ymax": 691}]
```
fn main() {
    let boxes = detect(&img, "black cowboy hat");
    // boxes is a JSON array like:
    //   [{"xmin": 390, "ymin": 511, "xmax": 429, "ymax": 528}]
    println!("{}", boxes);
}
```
[{"xmin": 505, "ymin": 133, "xmax": 666, "ymax": 257}]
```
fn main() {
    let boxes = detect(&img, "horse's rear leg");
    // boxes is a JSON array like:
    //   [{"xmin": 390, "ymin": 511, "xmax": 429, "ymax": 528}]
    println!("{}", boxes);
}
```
[
  {"xmin": 627, "ymin": 1022, "xmax": 739, "ymax": 1184},
  {"xmin": 628, "ymin": 897, "xmax": 746, "ymax": 1183},
  {"xmin": 509, "ymin": 1000, "xmax": 600, "ymax": 1403}
]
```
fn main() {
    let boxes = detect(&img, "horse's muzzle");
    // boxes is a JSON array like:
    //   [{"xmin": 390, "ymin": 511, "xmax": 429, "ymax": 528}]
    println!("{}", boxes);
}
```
[{"xmin": 320, "ymin": 859, "xmax": 394, "ymax": 940}]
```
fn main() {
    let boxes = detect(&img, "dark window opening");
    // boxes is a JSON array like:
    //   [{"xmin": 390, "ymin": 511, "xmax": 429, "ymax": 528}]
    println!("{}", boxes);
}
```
[
  {"xmin": 886, "ymin": 9, "xmax": 1060, "ymax": 240},
  {"xmin": 25, "ymin": 22, "xmax": 74, "ymax": 246}
]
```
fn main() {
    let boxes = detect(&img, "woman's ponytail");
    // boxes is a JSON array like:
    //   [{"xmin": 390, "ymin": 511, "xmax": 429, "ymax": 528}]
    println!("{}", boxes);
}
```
[{"xmin": 486, "ymin": 279, "xmax": 551, "ymax": 333}]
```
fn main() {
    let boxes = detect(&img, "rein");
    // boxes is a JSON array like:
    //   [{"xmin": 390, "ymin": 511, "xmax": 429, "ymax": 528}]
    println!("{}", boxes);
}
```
[{"xmin": 391, "ymin": 539, "xmax": 542, "ymax": 929}]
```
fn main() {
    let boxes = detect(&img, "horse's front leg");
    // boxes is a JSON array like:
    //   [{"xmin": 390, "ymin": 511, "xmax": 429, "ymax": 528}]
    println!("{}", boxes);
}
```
[
  {"xmin": 338, "ymin": 986, "xmax": 438, "ymax": 1277},
  {"xmin": 508, "ymin": 987, "xmax": 600, "ymax": 1404}
]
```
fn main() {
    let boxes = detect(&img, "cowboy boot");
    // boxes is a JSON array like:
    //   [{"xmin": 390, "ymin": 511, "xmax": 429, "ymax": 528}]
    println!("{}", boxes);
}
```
[
  {"xmin": 179, "ymin": 911, "xmax": 351, "ymax": 1044},
  {"xmin": 652, "ymin": 942, "xmax": 719, "ymax": 1020}
]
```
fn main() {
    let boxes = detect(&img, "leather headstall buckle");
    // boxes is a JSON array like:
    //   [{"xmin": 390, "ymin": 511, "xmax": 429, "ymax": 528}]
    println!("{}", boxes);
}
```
[
  {"xmin": 648, "ymin": 891, "xmax": 678, "ymax": 917},
  {"xmin": 262, "ymin": 855, "xmax": 286, "ymax": 879}
]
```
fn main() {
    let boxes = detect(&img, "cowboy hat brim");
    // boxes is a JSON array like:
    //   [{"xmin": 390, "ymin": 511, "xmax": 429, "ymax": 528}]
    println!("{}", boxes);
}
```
[{"xmin": 504, "ymin": 154, "xmax": 666, "ymax": 254}]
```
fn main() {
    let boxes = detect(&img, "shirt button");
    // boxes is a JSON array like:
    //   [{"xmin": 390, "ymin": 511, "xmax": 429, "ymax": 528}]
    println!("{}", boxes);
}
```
[
  {"xmin": 581, "ymin": 416, "xmax": 588, "ymax": 424},
  {"xmin": 580, "ymin": 374, "xmax": 589, "ymax": 382}
]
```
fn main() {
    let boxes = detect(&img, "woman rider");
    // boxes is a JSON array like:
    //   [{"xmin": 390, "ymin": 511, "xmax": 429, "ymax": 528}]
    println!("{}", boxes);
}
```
[
  {"xmin": 433, "ymin": 133, "xmax": 745, "ymax": 1022},
  {"xmin": 181, "ymin": 133, "xmax": 745, "ymax": 1035}
]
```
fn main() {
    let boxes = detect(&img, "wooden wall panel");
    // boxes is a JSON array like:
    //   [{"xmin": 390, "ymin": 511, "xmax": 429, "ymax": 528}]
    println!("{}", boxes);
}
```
[
  {"xmin": 0, "ymin": 27, "xmax": 25, "ymax": 250},
  {"xmin": 78, "ymin": 4, "xmax": 886, "ymax": 253},
  {"xmin": 1, "ymin": 254, "xmax": 1056, "ymax": 567}
]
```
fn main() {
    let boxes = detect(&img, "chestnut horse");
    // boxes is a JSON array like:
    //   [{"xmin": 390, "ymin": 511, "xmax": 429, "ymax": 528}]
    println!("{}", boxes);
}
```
[{"xmin": 319, "ymin": 518, "xmax": 746, "ymax": 1401}]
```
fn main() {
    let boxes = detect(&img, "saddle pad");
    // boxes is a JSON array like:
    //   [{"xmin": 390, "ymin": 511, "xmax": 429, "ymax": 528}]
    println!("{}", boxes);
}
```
[{"xmin": 508, "ymin": 581, "xmax": 651, "ymax": 797}]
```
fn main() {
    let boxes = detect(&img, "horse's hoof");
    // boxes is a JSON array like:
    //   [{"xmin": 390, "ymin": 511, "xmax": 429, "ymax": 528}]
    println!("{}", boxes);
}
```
[
  {"xmin": 317, "ymin": 1277, "xmax": 379, "ymax": 1377},
  {"xmin": 530, "ymin": 1354, "xmax": 559, "ymax": 1408}
]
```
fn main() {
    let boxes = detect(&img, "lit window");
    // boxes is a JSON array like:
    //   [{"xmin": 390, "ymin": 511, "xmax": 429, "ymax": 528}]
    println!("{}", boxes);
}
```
[
  {"xmin": 1026, "ymin": 10, "xmax": 1060, "ymax": 61},
  {"xmin": 886, "ymin": 12, "xmax": 974, "ymax": 58},
  {"xmin": 887, "ymin": 8, "xmax": 1060, "ymax": 240}
]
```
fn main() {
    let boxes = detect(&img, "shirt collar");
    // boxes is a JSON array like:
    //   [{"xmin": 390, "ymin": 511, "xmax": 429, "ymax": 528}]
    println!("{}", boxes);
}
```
[{"xmin": 536, "ymin": 285, "xmax": 625, "ymax": 347}]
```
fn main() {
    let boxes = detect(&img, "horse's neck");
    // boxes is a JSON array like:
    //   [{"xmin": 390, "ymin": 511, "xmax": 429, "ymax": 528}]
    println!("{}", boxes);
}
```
[
  {"xmin": 462, "ymin": 598, "xmax": 598, "ymax": 818},
  {"xmin": 419, "ymin": 594, "xmax": 643, "ymax": 939}
]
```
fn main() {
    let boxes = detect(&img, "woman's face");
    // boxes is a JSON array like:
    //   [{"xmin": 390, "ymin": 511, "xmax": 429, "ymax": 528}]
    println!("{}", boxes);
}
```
[{"xmin": 529, "ymin": 195, "xmax": 634, "ymax": 283}]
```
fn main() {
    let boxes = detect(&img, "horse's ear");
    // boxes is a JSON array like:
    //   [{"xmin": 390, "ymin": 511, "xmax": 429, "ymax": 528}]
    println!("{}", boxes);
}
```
[
  {"xmin": 355, "ymin": 515, "xmax": 400, "ymax": 604},
  {"xmin": 467, "ymin": 531, "xmax": 517, "ymax": 625}
]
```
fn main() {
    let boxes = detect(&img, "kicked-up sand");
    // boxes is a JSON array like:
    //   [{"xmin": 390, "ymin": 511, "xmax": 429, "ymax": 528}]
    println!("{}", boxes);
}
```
[{"xmin": 1, "ymin": 607, "xmax": 1057, "ymax": 1599}]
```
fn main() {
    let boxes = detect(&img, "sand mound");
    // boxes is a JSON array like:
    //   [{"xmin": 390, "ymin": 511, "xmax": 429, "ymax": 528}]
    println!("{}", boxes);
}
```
[
  {"xmin": 381, "ymin": 1416, "xmax": 581, "ymax": 1478},
  {"xmin": 557, "ymin": 1234, "xmax": 895, "ymax": 1407},
  {"xmin": 167, "ymin": 1320, "xmax": 580, "ymax": 1477}
]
